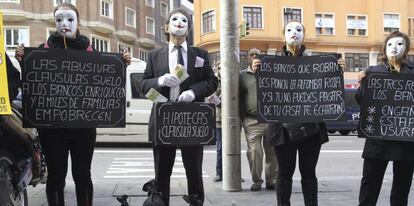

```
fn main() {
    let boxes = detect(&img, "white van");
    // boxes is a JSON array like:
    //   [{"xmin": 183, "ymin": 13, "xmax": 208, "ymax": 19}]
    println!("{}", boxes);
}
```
[{"xmin": 97, "ymin": 58, "xmax": 152, "ymax": 143}]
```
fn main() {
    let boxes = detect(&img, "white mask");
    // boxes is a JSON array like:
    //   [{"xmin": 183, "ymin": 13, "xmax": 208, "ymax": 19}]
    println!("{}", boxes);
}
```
[
  {"xmin": 55, "ymin": 9, "xmax": 78, "ymax": 38},
  {"xmin": 386, "ymin": 36, "xmax": 406, "ymax": 60},
  {"xmin": 169, "ymin": 13, "xmax": 188, "ymax": 37},
  {"xmin": 284, "ymin": 22, "xmax": 304, "ymax": 46}
]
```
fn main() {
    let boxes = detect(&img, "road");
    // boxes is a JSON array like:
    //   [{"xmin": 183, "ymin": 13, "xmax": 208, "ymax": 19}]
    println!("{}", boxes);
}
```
[{"xmin": 27, "ymin": 134, "xmax": 414, "ymax": 206}]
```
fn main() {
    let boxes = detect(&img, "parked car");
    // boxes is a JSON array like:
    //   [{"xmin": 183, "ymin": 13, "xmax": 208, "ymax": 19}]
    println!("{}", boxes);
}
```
[
  {"xmin": 97, "ymin": 58, "xmax": 152, "ymax": 143},
  {"xmin": 326, "ymin": 88, "xmax": 360, "ymax": 135}
]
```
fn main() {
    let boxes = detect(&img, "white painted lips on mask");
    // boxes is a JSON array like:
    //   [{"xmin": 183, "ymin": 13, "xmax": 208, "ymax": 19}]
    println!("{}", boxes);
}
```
[
  {"xmin": 169, "ymin": 13, "xmax": 188, "ymax": 36},
  {"xmin": 284, "ymin": 22, "xmax": 304, "ymax": 46},
  {"xmin": 55, "ymin": 9, "xmax": 78, "ymax": 38},
  {"xmin": 386, "ymin": 36, "xmax": 406, "ymax": 60}
]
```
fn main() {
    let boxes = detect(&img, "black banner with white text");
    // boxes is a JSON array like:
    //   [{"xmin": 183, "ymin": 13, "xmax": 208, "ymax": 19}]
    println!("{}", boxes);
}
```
[
  {"xmin": 257, "ymin": 54, "xmax": 346, "ymax": 123},
  {"xmin": 358, "ymin": 72, "xmax": 414, "ymax": 142},
  {"xmin": 22, "ymin": 48, "xmax": 126, "ymax": 128},
  {"xmin": 154, "ymin": 102, "xmax": 216, "ymax": 146}
]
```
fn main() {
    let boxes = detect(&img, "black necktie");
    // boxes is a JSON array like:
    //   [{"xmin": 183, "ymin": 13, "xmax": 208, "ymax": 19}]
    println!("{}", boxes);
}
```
[{"xmin": 175, "ymin": 45, "xmax": 184, "ymax": 66}]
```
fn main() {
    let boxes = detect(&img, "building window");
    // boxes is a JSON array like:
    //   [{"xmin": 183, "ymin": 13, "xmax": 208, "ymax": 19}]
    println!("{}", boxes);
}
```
[
  {"xmin": 384, "ymin": 13, "xmax": 400, "ymax": 34},
  {"xmin": 145, "ymin": 0, "xmax": 154, "ymax": 8},
  {"xmin": 283, "ymin": 8, "xmax": 302, "ymax": 26},
  {"xmin": 409, "ymin": 18, "xmax": 414, "ymax": 37},
  {"xmin": 345, "ymin": 53, "xmax": 369, "ymax": 72},
  {"xmin": 118, "ymin": 43, "xmax": 132, "ymax": 56},
  {"xmin": 208, "ymin": 51, "xmax": 220, "ymax": 69},
  {"xmin": 161, "ymin": 26, "xmax": 167, "ymax": 43},
  {"xmin": 91, "ymin": 36, "xmax": 109, "ymax": 52},
  {"xmin": 4, "ymin": 27, "xmax": 29, "ymax": 50},
  {"xmin": 161, "ymin": 2, "xmax": 169, "ymax": 18},
  {"xmin": 125, "ymin": 8, "xmax": 136, "ymax": 28},
  {"xmin": 54, "ymin": 0, "xmax": 75, "ymax": 6},
  {"xmin": 315, "ymin": 13, "xmax": 335, "ymax": 35},
  {"xmin": 346, "ymin": 15, "xmax": 367, "ymax": 36},
  {"xmin": 139, "ymin": 49, "xmax": 148, "ymax": 62},
  {"xmin": 243, "ymin": 6, "xmax": 262, "ymax": 29},
  {"xmin": 146, "ymin": 17, "xmax": 155, "ymax": 35},
  {"xmin": 202, "ymin": 10, "xmax": 215, "ymax": 34},
  {"xmin": 101, "ymin": 0, "xmax": 113, "ymax": 18}
]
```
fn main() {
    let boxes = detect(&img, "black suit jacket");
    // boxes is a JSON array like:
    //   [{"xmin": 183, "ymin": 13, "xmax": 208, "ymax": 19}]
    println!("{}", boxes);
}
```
[
  {"xmin": 139, "ymin": 45, "xmax": 218, "ymax": 142},
  {"xmin": 356, "ymin": 63, "xmax": 414, "ymax": 160}
]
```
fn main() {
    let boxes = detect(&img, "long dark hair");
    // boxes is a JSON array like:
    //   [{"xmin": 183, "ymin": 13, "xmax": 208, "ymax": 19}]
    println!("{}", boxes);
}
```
[
  {"xmin": 380, "ymin": 31, "xmax": 410, "ymax": 64},
  {"xmin": 54, "ymin": 2, "xmax": 81, "ymax": 37}
]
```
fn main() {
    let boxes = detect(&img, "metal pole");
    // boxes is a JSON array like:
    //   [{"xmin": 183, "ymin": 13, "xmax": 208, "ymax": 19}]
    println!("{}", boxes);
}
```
[{"xmin": 220, "ymin": 0, "xmax": 241, "ymax": 191}]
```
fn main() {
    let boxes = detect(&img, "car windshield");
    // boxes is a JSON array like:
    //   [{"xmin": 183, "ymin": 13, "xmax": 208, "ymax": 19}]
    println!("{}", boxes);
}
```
[{"xmin": 345, "ymin": 89, "xmax": 358, "ymax": 108}]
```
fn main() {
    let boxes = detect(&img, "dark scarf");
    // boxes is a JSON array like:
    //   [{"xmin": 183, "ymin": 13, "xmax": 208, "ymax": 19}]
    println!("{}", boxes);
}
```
[{"xmin": 45, "ymin": 32, "xmax": 91, "ymax": 50}]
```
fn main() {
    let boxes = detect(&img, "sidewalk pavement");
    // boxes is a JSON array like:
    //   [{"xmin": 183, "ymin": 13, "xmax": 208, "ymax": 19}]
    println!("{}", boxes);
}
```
[{"xmin": 27, "ymin": 177, "xmax": 413, "ymax": 206}]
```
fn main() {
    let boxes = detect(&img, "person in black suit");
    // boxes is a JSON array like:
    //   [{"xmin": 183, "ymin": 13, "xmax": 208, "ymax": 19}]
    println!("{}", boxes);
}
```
[
  {"xmin": 357, "ymin": 31, "xmax": 414, "ymax": 206},
  {"xmin": 139, "ymin": 8, "xmax": 218, "ymax": 206}
]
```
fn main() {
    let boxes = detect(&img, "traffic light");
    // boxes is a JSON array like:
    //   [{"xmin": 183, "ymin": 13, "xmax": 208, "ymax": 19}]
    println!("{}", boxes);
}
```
[{"xmin": 240, "ymin": 20, "xmax": 250, "ymax": 38}]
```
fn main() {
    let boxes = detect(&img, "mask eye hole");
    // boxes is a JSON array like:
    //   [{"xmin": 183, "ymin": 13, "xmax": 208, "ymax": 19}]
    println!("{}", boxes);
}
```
[
  {"xmin": 398, "ymin": 42, "xmax": 404, "ymax": 46},
  {"xmin": 287, "ymin": 29, "xmax": 291, "ymax": 32},
  {"xmin": 172, "ymin": 17, "xmax": 178, "ymax": 21},
  {"xmin": 68, "ymin": 18, "xmax": 74, "ymax": 22},
  {"xmin": 182, "ymin": 18, "xmax": 187, "ymax": 23},
  {"xmin": 297, "ymin": 29, "xmax": 302, "ymax": 32},
  {"xmin": 56, "ymin": 18, "xmax": 62, "ymax": 22}
]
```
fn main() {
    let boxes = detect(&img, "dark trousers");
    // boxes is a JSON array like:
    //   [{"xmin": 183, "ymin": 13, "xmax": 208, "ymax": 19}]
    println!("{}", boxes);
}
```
[
  {"xmin": 39, "ymin": 129, "xmax": 96, "ymax": 193},
  {"xmin": 359, "ymin": 158, "xmax": 414, "ymax": 206},
  {"xmin": 274, "ymin": 136, "xmax": 321, "ymax": 181},
  {"xmin": 215, "ymin": 128, "xmax": 222, "ymax": 176},
  {"xmin": 153, "ymin": 145, "xmax": 204, "ymax": 206}
]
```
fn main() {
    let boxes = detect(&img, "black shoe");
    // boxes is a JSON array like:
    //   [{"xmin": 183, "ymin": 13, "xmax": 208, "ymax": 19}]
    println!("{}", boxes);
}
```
[
  {"xmin": 213, "ymin": 175, "xmax": 222, "ymax": 182},
  {"xmin": 266, "ymin": 183, "xmax": 275, "ymax": 190},
  {"xmin": 183, "ymin": 194, "xmax": 202, "ymax": 206},
  {"xmin": 250, "ymin": 183, "xmax": 261, "ymax": 191}
]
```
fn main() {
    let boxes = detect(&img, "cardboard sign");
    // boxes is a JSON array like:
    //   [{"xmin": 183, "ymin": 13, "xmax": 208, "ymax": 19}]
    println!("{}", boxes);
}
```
[
  {"xmin": 358, "ymin": 72, "xmax": 414, "ymax": 142},
  {"xmin": 0, "ymin": 12, "xmax": 12, "ymax": 115},
  {"xmin": 22, "ymin": 48, "xmax": 126, "ymax": 128},
  {"xmin": 257, "ymin": 54, "xmax": 346, "ymax": 123},
  {"xmin": 154, "ymin": 102, "xmax": 216, "ymax": 146}
]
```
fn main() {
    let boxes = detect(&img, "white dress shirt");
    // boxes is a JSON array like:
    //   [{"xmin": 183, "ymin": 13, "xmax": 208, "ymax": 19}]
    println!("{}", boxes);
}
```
[{"xmin": 168, "ymin": 41, "xmax": 188, "ymax": 101}]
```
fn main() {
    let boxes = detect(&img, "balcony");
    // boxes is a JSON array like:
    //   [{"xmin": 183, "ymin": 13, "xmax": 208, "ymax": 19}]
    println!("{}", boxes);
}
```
[
  {"xmin": 82, "ymin": 20, "xmax": 115, "ymax": 34},
  {"xmin": 114, "ymin": 30, "xmax": 137, "ymax": 42},
  {"xmin": 2, "ymin": 9, "xmax": 53, "ymax": 22},
  {"xmin": 137, "ymin": 37, "xmax": 156, "ymax": 48}
]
